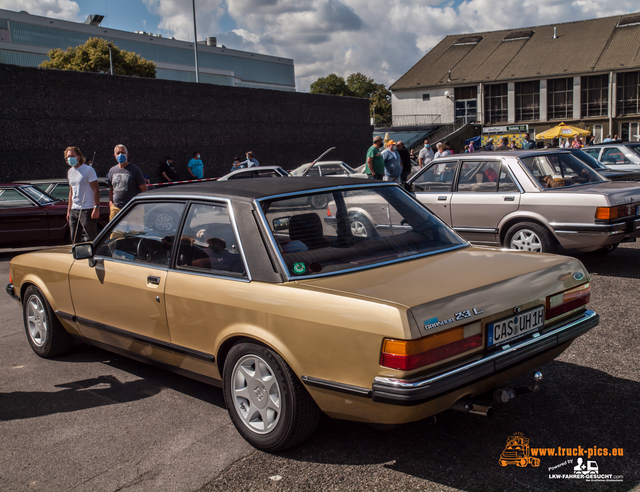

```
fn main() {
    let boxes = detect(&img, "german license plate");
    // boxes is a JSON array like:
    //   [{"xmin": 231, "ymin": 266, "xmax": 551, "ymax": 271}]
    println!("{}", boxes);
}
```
[{"xmin": 487, "ymin": 306, "xmax": 545, "ymax": 347}]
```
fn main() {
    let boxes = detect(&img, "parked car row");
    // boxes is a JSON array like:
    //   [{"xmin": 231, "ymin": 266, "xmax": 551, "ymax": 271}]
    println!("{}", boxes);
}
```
[
  {"xmin": 405, "ymin": 150, "xmax": 640, "ymax": 254},
  {"xmin": 7, "ymin": 177, "xmax": 598, "ymax": 451},
  {"xmin": 0, "ymin": 184, "xmax": 110, "ymax": 248}
]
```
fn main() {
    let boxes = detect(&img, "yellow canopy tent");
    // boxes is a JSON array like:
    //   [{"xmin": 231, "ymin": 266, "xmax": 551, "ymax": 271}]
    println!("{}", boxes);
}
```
[{"xmin": 535, "ymin": 122, "xmax": 590, "ymax": 140}]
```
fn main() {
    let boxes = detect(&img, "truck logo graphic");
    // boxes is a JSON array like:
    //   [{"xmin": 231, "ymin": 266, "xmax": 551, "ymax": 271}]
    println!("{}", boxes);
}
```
[{"xmin": 499, "ymin": 433, "xmax": 541, "ymax": 467}]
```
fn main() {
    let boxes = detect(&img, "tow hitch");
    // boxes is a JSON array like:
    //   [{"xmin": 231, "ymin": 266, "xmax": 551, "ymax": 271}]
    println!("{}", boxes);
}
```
[{"xmin": 494, "ymin": 371, "xmax": 543, "ymax": 404}]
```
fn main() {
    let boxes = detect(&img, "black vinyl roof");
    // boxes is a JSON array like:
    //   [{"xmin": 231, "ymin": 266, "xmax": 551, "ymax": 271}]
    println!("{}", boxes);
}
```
[{"xmin": 142, "ymin": 176, "xmax": 376, "ymax": 202}]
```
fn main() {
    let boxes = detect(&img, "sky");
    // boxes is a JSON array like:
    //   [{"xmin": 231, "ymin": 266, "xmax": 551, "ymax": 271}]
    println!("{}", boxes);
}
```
[{"xmin": 1, "ymin": 0, "xmax": 639, "ymax": 92}]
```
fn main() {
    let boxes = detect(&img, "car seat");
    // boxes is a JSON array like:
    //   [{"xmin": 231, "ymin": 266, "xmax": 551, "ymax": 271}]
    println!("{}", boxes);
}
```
[{"xmin": 288, "ymin": 213, "xmax": 330, "ymax": 250}]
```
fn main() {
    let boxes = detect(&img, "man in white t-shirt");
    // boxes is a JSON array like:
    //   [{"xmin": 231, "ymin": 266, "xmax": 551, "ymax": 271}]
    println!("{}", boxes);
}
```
[
  {"xmin": 418, "ymin": 139, "xmax": 434, "ymax": 169},
  {"xmin": 65, "ymin": 146, "xmax": 100, "ymax": 243}
]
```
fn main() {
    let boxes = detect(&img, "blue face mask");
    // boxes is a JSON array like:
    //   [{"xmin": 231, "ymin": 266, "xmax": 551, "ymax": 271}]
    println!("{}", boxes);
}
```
[
  {"xmin": 67, "ymin": 157, "xmax": 78, "ymax": 166},
  {"xmin": 116, "ymin": 154, "xmax": 127, "ymax": 164},
  {"xmin": 425, "ymin": 144, "xmax": 430, "ymax": 149}
]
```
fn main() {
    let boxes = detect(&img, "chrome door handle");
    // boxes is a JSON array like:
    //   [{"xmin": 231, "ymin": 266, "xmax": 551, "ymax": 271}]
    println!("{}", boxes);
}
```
[
  {"xmin": 147, "ymin": 276, "xmax": 160, "ymax": 285},
  {"xmin": 504, "ymin": 196, "xmax": 515, "ymax": 201},
  {"xmin": 438, "ymin": 196, "xmax": 447, "ymax": 201}
]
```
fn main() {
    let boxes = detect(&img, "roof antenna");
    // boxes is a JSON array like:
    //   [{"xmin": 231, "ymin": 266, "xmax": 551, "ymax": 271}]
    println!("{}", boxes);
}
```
[{"xmin": 553, "ymin": 27, "xmax": 557, "ymax": 39}]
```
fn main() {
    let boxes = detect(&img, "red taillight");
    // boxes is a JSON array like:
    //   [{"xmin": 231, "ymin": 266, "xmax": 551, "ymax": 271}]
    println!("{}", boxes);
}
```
[
  {"xmin": 596, "ymin": 204, "xmax": 637, "ymax": 220},
  {"xmin": 546, "ymin": 283, "xmax": 590, "ymax": 320},
  {"xmin": 380, "ymin": 322, "xmax": 482, "ymax": 371}
]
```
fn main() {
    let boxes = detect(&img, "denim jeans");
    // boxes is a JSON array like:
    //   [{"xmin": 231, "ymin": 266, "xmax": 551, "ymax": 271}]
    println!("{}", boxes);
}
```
[{"xmin": 69, "ymin": 208, "xmax": 98, "ymax": 243}]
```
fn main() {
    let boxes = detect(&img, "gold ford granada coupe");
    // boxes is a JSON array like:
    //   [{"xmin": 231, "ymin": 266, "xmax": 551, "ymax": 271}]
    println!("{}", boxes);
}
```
[
  {"xmin": 7, "ymin": 178, "xmax": 599, "ymax": 451},
  {"xmin": 406, "ymin": 150, "xmax": 640, "ymax": 254}
]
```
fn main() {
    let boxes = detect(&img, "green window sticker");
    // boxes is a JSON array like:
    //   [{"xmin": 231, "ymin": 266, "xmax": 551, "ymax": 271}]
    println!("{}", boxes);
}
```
[{"xmin": 292, "ymin": 262, "xmax": 307, "ymax": 275}]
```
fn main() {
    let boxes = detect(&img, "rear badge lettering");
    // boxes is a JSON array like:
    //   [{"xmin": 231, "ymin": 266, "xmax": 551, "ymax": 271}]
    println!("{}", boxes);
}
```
[{"xmin": 424, "ymin": 307, "xmax": 483, "ymax": 330}]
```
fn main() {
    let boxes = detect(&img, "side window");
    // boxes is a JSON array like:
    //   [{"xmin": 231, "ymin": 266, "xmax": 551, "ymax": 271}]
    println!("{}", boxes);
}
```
[
  {"xmin": 498, "ymin": 167, "xmax": 519, "ymax": 192},
  {"xmin": 49, "ymin": 183, "xmax": 70, "ymax": 201},
  {"xmin": 413, "ymin": 161, "xmax": 458, "ymax": 192},
  {"xmin": 602, "ymin": 148, "xmax": 630, "ymax": 164},
  {"xmin": 94, "ymin": 202, "xmax": 185, "ymax": 265},
  {"xmin": 582, "ymin": 148, "xmax": 600, "ymax": 159},
  {"xmin": 305, "ymin": 167, "xmax": 321, "ymax": 177},
  {"xmin": 458, "ymin": 161, "xmax": 499, "ymax": 192},
  {"xmin": 176, "ymin": 203, "xmax": 246, "ymax": 278},
  {"xmin": 0, "ymin": 189, "xmax": 33, "ymax": 208}
]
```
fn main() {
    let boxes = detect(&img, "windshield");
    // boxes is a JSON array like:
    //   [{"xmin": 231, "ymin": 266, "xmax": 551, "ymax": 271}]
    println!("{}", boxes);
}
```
[
  {"xmin": 21, "ymin": 185, "xmax": 57, "ymax": 204},
  {"xmin": 260, "ymin": 185, "xmax": 466, "ymax": 278},
  {"xmin": 520, "ymin": 153, "xmax": 607, "ymax": 189}
]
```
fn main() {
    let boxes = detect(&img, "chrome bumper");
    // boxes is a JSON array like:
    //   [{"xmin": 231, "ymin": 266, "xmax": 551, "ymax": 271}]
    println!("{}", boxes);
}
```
[{"xmin": 372, "ymin": 309, "xmax": 599, "ymax": 406}]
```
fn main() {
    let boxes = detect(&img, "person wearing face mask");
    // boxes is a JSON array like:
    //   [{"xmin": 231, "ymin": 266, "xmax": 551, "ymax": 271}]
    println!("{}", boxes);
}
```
[
  {"xmin": 241, "ymin": 151, "xmax": 259, "ymax": 168},
  {"xmin": 106, "ymin": 144, "xmax": 148, "ymax": 220},
  {"xmin": 418, "ymin": 139, "xmax": 434, "ymax": 169},
  {"xmin": 65, "ymin": 146, "xmax": 100, "ymax": 242},
  {"xmin": 381, "ymin": 140, "xmax": 403, "ymax": 184},
  {"xmin": 158, "ymin": 156, "xmax": 180, "ymax": 182},
  {"xmin": 188, "ymin": 151, "xmax": 205, "ymax": 179}
]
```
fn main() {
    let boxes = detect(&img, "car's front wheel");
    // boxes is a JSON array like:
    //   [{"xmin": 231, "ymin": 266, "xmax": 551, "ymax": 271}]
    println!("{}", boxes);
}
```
[
  {"xmin": 223, "ymin": 342, "xmax": 320, "ymax": 452},
  {"xmin": 505, "ymin": 222, "xmax": 557, "ymax": 253},
  {"xmin": 349, "ymin": 213, "xmax": 375, "ymax": 238},
  {"xmin": 309, "ymin": 194, "xmax": 329, "ymax": 209},
  {"xmin": 146, "ymin": 208, "xmax": 179, "ymax": 232},
  {"xmin": 23, "ymin": 286, "xmax": 74, "ymax": 358}
]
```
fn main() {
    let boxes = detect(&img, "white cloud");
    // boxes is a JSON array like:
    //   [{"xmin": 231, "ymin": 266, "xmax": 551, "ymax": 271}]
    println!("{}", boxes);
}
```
[
  {"xmin": 3, "ymin": 0, "xmax": 639, "ymax": 92},
  {"xmin": 0, "ymin": 0, "xmax": 80, "ymax": 20}
]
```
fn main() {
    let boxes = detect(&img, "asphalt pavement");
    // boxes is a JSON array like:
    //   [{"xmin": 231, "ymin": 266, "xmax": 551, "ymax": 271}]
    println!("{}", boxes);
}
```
[{"xmin": 1, "ymin": 244, "xmax": 638, "ymax": 492}]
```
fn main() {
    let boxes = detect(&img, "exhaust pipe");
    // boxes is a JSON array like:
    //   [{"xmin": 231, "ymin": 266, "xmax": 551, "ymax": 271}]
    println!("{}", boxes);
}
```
[{"xmin": 451, "ymin": 400, "xmax": 493, "ymax": 417}]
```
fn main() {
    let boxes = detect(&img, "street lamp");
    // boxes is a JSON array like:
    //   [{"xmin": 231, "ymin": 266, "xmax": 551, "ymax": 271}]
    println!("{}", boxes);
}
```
[{"xmin": 192, "ymin": 0, "xmax": 200, "ymax": 83}]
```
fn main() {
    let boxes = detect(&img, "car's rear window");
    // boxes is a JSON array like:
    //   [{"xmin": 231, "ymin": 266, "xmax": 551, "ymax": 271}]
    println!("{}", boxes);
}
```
[
  {"xmin": 260, "ymin": 185, "xmax": 466, "ymax": 278},
  {"xmin": 625, "ymin": 144, "xmax": 640, "ymax": 158},
  {"xmin": 520, "ymin": 153, "xmax": 607, "ymax": 188}
]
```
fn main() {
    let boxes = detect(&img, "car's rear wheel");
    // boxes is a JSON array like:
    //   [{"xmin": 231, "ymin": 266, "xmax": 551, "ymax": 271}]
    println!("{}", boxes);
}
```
[
  {"xmin": 505, "ymin": 222, "xmax": 557, "ymax": 253},
  {"xmin": 309, "ymin": 194, "xmax": 329, "ymax": 209},
  {"xmin": 23, "ymin": 286, "xmax": 74, "ymax": 358},
  {"xmin": 223, "ymin": 342, "xmax": 320, "ymax": 452},
  {"xmin": 147, "ymin": 208, "xmax": 179, "ymax": 232},
  {"xmin": 349, "ymin": 213, "xmax": 375, "ymax": 238}
]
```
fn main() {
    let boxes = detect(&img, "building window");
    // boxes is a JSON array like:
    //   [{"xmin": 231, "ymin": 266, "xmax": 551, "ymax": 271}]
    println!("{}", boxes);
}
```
[
  {"xmin": 484, "ymin": 84, "xmax": 508, "ymax": 124},
  {"xmin": 548, "ymin": 78, "xmax": 573, "ymax": 120},
  {"xmin": 515, "ymin": 81, "xmax": 540, "ymax": 121},
  {"xmin": 422, "ymin": 94, "xmax": 430, "ymax": 101},
  {"xmin": 617, "ymin": 71, "xmax": 640, "ymax": 115},
  {"xmin": 581, "ymin": 74, "xmax": 609, "ymax": 117}
]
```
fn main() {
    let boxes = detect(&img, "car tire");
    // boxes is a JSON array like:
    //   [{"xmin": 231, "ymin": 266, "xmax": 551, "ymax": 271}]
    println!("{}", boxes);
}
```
[
  {"xmin": 147, "ymin": 208, "xmax": 179, "ymax": 232},
  {"xmin": 505, "ymin": 222, "xmax": 557, "ymax": 253},
  {"xmin": 223, "ymin": 342, "xmax": 320, "ymax": 452},
  {"xmin": 23, "ymin": 286, "xmax": 74, "ymax": 358},
  {"xmin": 309, "ymin": 194, "xmax": 329, "ymax": 209},
  {"xmin": 349, "ymin": 213, "xmax": 375, "ymax": 238}
]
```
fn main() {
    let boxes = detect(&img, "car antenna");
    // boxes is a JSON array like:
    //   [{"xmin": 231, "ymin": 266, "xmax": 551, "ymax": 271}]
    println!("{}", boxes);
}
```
[{"xmin": 302, "ymin": 147, "xmax": 336, "ymax": 177}]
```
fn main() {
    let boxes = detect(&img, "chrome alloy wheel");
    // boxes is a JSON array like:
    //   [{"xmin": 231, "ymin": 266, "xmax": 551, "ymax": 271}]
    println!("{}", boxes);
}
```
[
  {"xmin": 510, "ymin": 229, "xmax": 542, "ymax": 252},
  {"xmin": 26, "ymin": 294, "xmax": 48, "ymax": 347},
  {"xmin": 231, "ymin": 354, "xmax": 282, "ymax": 434}
]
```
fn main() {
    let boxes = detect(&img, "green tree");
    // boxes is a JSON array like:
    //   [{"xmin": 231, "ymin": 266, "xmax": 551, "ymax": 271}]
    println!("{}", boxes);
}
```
[
  {"xmin": 310, "ymin": 72, "xmax": 392, "ymax": 127},
  {"xmin": 309, "ymin": 73, "xmax": 351, "ymax": 96},
  {"xmin": 370, "ymin": 84, "xmax": 392, "ymax": 127},
  {"xmin": 40, "ymin": 37, "xmax": 156, "ymax": 78},
  {"xmin": 346, "ymin": 72, "xmax": 378, "ymax": 99}
]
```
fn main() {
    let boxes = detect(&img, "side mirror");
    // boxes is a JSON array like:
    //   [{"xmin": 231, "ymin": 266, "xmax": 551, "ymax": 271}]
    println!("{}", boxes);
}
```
[
  {"xmin": 402, "ymin": 182, "xmax": 414, "ymax": 193},
  {"xmin": 72, "ymin": 243, "xmax": 97, "ymax": 267},
  {"xmin": 273, "ymin": 217, "xmax": 291, "ymax": 231}
]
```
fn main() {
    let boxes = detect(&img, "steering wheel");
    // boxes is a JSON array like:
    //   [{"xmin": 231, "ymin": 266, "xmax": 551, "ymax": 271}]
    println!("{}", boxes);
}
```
[{"xmin": 136, "ymin": 237, "xmax": 156, "ymax": 261}]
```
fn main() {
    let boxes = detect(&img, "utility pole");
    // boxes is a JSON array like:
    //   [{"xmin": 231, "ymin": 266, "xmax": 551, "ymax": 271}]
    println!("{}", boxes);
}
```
[{"xmin": 192, "ymin": 0, "xmax": 200, "ymax": 83}]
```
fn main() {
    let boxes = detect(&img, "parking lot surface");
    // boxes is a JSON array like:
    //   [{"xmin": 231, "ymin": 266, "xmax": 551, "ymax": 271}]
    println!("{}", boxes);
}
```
[{"xmin": 1, "ymin": 244, "xmax": 638, "ymax": 491}]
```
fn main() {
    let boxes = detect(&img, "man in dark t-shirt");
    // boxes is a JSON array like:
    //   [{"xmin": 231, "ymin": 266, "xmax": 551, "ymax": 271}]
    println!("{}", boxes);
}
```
[
  {"xmin": 106, "ymin": 144, "xmax": 148, "ymax": 220},
  {"xmin": 158, "ymin": 156, "xmax": 180, "ymax": 182}
]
